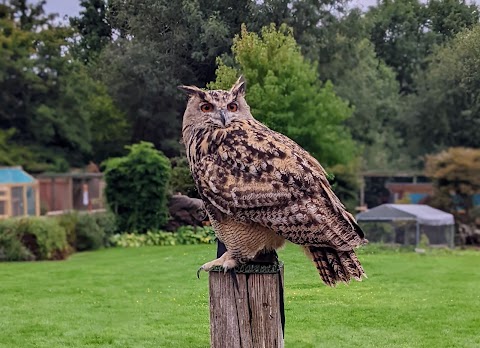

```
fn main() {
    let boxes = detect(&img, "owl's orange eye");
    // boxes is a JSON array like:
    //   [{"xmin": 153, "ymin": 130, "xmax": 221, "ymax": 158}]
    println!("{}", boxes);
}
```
[
  {"xmin": 227, "ymin": 102, "xmax": 238, "ymax": 112},
  {"xmin": 200, "ymin": 103, "xmax": 213, "ymax": 112}
]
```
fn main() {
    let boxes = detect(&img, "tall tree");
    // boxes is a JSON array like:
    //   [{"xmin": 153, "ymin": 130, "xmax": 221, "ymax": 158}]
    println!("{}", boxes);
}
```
[
  {"xmin": 70, "ymin": 0, "xmax": 111, "ymax": 64},
  {"xmin": 0, "ymin": 1, "xmax": 127, "ymax": 171},
  {"xmin": 405, "ymin": 24, "xmax": 480, "ymax": 159},
  {"xmin": 333, "ymin": 39, "xmax": 409, "ymax": 170},
  {"xmin": 209, "ymin": 24, "xmax": 355, "ymax": 167},
  {"xmin": 367, "ymin": 0, "xmax": 479, "ymax": 94},
  {"xmin": 99, "ymin": 0, "xmax": 252, "ymax": 157}
]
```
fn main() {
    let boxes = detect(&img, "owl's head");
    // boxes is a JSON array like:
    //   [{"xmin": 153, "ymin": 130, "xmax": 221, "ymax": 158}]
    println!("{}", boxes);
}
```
[{"xmin": 178, "ymin": 76, "xmax": 252, "ymax": 134}]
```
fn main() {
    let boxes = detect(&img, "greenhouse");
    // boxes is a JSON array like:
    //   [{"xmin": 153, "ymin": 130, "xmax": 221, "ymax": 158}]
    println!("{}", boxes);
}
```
[
  {"xmin": 0, "ymin": 167, "xmax": 40, "ymax": 218},
  {"xmin": 356, "ymin": 204, "xmax": 455, "ymax": 248}
]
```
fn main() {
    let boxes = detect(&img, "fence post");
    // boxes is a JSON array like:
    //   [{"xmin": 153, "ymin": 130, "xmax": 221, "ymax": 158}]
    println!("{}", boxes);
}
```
[{"xmin": 208, "ymin": 242, "xmax": 284, "ymax": 348}]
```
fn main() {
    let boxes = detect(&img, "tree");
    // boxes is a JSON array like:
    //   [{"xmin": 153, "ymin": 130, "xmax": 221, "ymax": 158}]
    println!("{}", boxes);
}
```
[
  {"xmin": 333, "ymin": 38, "xmax": 410, "ymax": 170},
  {"xmin": 405, "ymin": 25, "xmax": 480, "ymax": 159},
  {"xmin": 97, "ymin": 0, "xmax": 252, "ymax": 157},
  {"xmin": 209, "ymin": 24, "xmax": 356, "ymax": 167},
  {"xmin": 103, "ymin": 142, "xmax": 172, "ymax": 233},
  {"xmin": 367, "ymin": 0, "xmax": 432, "ymax": 94},
  {"xmin": 0, "ymin": 2, "xmax": 127, "ymax": 171},
  {"xmin": 70, "ymin": 0, "xmax": 111, "ymax": 64},
  {"xmin": 425, "ymin": 147, "xmax": 480, "ymax": 224},
  {"xmin": 367, "ymin": 0, "xmax": 479, "ymax": 94}
]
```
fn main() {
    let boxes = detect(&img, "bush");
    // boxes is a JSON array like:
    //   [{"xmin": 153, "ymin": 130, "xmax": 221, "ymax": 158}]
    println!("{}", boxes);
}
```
[
  {"xmin": 110, "ymin": 231, "xmax": 176, "ymax": 247},
  {"xmin": 169, "ymin": 157, "xmax": 198, "ymax": 198},
  {"xmin": 0, "ymin": 217, "xmax": 70, "ymax": 261},
  {"xmin": 109, "ymin": 226, "xmax": 216, "ymax": 248},
  {"xmin": 56, "ymin": 211, "xmax": 117, "ymax": 251},
  {"xmin": 0, "ymin": 219, "xmax": 33, "ymax": 261},
  {"xmin": 75, "ymin": 214, "xmax": 105, "ymax": 251},
  {"xmin": 175, "ymin": 226, "xmax": 216, "ymax": 245},
  {"xmin": 103, "ymin": 142, "xmax": 172, "ymax": 233},
  {"xmin": 56, "ymin": 212, "xmax": 79, "ymax": 247},
  {"xmin": 94, "ymin": 211, "xmax": 117, "ymax": 246}
]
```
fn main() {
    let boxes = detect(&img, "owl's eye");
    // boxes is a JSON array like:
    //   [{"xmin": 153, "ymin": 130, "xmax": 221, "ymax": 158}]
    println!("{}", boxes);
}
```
[
  {"xmin": 200, "ymin": 103, "xmax": 213, "ymax": 113},
  {"xmin": 227, "ymin": 102, "xmax": 238, "ymax": 112}
]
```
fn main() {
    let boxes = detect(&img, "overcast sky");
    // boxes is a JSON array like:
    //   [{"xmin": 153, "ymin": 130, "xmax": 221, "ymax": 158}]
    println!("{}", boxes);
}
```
[{"xmin": 44, "ymin": 0, "xmax": 379, "ymax": 20}]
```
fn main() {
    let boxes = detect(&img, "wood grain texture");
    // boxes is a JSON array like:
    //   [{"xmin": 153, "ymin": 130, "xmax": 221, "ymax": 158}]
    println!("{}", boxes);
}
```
[{"xmin": 209, "ymin": 270, "xmax": 284, "ymax": 348}]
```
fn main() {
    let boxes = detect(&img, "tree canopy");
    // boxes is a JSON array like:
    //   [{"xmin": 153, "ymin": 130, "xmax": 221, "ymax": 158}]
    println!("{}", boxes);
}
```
[
  {"xmin": 406, "ymin": 24, "xmax": 480, "ymax": 159},
  {"xmin": 209, "ymin": 24, "xmax": 355, "ymax": 167},
  {"xmin": 2, "ymin": 0, "xmax": 480, "ymax": 211}
]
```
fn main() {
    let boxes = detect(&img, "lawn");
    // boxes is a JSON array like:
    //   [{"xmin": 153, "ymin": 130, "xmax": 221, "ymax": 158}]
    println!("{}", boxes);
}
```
[{"xmin": 0, "ymin": 244, "xmax": 479, "ymax": 348}]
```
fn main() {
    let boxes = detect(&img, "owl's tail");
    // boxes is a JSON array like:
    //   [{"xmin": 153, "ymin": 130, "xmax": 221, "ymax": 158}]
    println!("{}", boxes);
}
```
[{"xmin": 304, "ymin": 246, "xmax": 366, "ymax": 286}]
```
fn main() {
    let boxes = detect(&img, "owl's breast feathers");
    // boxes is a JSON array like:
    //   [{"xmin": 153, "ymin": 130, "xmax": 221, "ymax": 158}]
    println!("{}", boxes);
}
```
[{"xmin": 186, "ymin": 120, "xmax": 365, "ymax": 251}]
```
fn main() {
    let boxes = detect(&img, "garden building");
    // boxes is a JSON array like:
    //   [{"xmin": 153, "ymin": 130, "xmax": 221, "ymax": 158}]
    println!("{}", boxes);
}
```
[
  {"xmin": 0, "ymin": 167, "xmax": 40, "ymax": 218},
  {"xmin": 356, "ymin": 204, "xmax": 455, "ymax": 248}
]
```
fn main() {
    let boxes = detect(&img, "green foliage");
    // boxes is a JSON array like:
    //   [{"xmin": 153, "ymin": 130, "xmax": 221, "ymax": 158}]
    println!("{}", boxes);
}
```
[
  {"xmin": 406, "ymin": 25, "xmax": 480, "ymax": 158},
  {"xmin": 97, "ymin": 0, "xmax": 251, "ymax": 157},
  {"xmin": 209, "ymin": 24, "xmax": 356, "ymax": 167},
  {"xmin": 109, "ymin": 226, "xmax": 216, "ymax": 247},
  {"xmin": 0, "ymin": 129, "xmax": 36, "ymax": 168},
  {"xmin": 93, "ymin": 211, "xmax": 118, "ymax": 247},
  {"xmin": 0, "ymin": 217, "xmax": 70, "ymax": 261},
  {"xmin": 0, "ymin": 219, "xmax": 33, "ymax": 261},
  {"xmin": 169, "ymin": 157, "xmax": 198, "ymax": 197},
  {"xmin": 74, "ymin": 213, "xmax": 105, "ymax": 251},
  {"xmin": 103, "ymin": 142, "xmax": 172, "ymax": 233},
  {"xmin": 332, "ymin": 39, "xmax": 411, "ymax": 171},
  {"xmin": 110, "ymin": 231, "xmax": 176, "ymax": 247},
  {"xmin": 70, "ymin": 0, "xmax": 111, "ymax": 64},
  {"xmin": 367, "ymin": 0, "xmax": 479, "ymax": 94},
  {"xmin": 0, "ymin": 2, "xmax": 129, "ymax": 171},
  {"xmin": 56, "ymin": 212, "xmax": 79, "ymax": 247},
  {"xmin": 56, "ymin": 211, "xmax": 117, "ymax": 251},
  {"xmin": 175, "ymin": 226, "xmax": 216, "ymax": 245}
]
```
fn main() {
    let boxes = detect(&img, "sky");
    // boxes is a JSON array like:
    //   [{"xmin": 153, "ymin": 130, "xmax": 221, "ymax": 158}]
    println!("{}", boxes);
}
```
[
  {"xmin": 44, "ymin": 0, "xmax": 82, "ymax": 20},
  {"xmin": 44, "ymin": 0, "xmax": 379, "ymax": 20}
]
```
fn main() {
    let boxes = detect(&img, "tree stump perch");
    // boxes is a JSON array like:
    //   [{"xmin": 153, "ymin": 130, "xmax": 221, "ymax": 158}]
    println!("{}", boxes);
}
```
[{"xmin": 208, "ymin": 242, "xmax": 285, "ymax": 348}]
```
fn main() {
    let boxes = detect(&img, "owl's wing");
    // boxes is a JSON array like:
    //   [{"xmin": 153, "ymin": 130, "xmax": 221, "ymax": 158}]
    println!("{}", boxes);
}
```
[{"xmin": 193, "ymin": 122, "xmax": 365, "ymax": 250}]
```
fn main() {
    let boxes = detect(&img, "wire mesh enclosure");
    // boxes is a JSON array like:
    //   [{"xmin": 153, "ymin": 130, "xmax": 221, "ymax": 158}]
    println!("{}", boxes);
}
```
[{"xmin": 357, "ymin": 204, "xmax": 455, "ymax": 248}]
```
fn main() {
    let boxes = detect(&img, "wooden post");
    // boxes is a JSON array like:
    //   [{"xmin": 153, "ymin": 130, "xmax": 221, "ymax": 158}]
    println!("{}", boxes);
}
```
[{"xmin": 208, "ymin": 243, "xmax": 285, "ymax": 348}]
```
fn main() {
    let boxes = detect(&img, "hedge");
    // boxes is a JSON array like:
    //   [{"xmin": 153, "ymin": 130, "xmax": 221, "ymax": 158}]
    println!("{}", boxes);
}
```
[{"xmin": 0, "ymin": 217, "xmax": 70, "ymax": 261}]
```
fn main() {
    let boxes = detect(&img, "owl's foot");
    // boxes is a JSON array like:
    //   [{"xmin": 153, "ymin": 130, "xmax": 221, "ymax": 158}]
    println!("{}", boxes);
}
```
[{"xmin": 197, "ymin": 252, "xmax": 238, "ymax": 278}]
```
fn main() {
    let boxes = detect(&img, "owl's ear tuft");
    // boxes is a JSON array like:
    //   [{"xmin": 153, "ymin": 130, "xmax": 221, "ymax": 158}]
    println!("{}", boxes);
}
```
[
  {"xmin": 230, "ymin": 76, "xmax": 246, "ymax": 97},
  {"xmin": 177, "ymin": 85, "xmax": 206, "ymax": 100}
]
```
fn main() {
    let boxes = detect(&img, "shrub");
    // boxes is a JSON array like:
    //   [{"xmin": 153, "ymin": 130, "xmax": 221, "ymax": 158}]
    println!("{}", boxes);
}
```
[
  {"xmin": 56, "ymin": 212, "xmax": 79, "ymax": 247},
  {"xmin": 0, "ymin": 219, "xmax": 33, "ymax": 261},
  {"xmin": 103, "ymin": 142, "xmax": 172, "ymax": 233},
  {"xmin": 93, "ymin": 211, "xmax": 117, "ymax": 246},
  {"xmin": 75, "ymin": 213, "xmax": 105, "ymax": 251},
  {"xmin": 169, "ymin": 157, "xmax": 198, "ymax": 198},
  {"xmin": 11, "ymin": 217, "xmax": 72, "ymax": 260},
  {"xmin": 109, "ymin": 226, "xmax": 216, "ymax": 248},
  {"xmin": 110, "ymin": 231, "xmax": 176, "ymax": 247},
  {"xmin": 175, "ymin": 225, "xmax": 216, "ymax": 245}
]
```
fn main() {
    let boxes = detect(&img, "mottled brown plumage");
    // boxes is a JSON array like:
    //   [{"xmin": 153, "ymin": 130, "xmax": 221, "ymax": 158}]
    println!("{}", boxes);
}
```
[{"xmin": 179, "ymin": 77, "xmax": 367, "ymax": 286}]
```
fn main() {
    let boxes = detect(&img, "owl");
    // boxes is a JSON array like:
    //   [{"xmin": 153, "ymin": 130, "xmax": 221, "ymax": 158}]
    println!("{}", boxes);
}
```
[{"xmin": 179, "ymin": 76, "xmax": 367, "ymax": 286}]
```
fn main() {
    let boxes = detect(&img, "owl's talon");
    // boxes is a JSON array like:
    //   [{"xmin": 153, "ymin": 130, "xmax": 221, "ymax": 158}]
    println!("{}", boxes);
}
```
[{"xmin": 197, "ymin": 267, "xmax": 203, "ymax": 279}]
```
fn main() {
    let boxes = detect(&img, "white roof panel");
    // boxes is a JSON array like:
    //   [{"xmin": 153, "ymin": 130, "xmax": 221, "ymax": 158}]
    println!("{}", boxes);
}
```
[{"xmin": 356, "ymin": 204, "xmax": 454, "ymax": 226}]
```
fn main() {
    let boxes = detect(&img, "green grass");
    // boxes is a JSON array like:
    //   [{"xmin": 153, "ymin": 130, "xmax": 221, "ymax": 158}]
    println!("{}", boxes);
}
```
[{"xmin": 0, "ymin": 244, "xmax": 479, "ymax": 348}]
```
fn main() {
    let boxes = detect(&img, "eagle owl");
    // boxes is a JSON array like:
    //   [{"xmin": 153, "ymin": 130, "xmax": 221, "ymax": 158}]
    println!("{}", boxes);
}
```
[{"xmin": 179, "ymin": 77, "xmax": 367, "ymax": 286}]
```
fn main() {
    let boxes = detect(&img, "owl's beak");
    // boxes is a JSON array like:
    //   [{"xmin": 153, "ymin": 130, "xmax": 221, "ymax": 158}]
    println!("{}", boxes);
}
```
[{"xmin": 219, "ymin": 109, "xmax": 228, "ymax": 126}]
